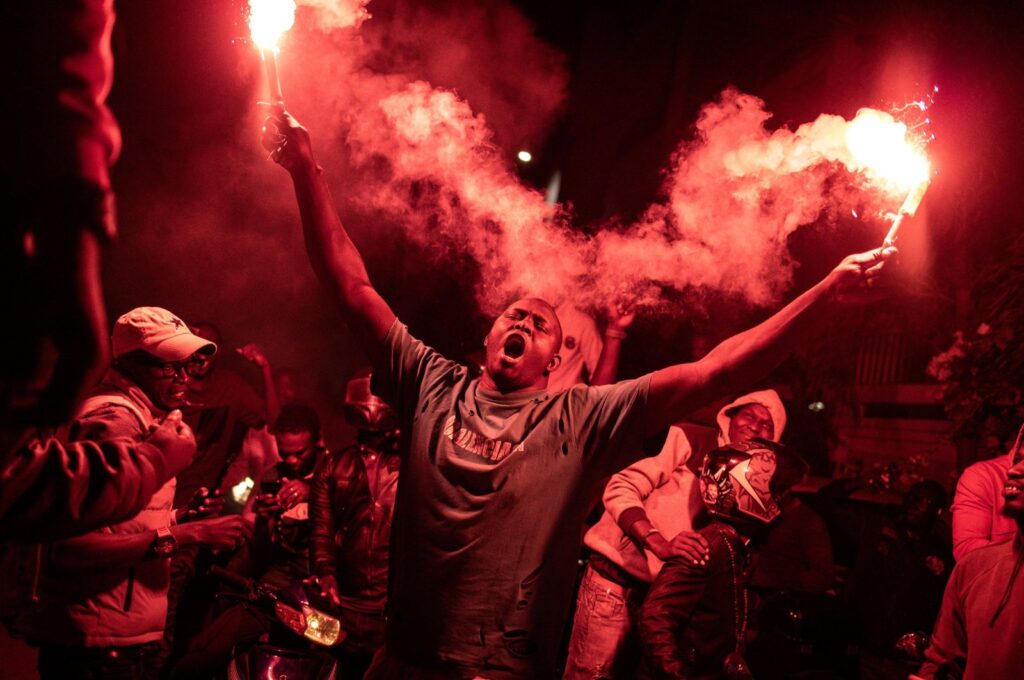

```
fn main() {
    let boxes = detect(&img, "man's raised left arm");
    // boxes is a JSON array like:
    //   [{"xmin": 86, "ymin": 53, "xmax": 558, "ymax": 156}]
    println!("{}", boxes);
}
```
[{"xmin": 643, "ymin": 247, "xmax": 895, "ymax": 433}]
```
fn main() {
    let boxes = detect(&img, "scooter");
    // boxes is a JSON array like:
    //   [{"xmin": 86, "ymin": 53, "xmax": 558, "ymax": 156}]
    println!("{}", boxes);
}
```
[{"xmin": 209, "ymin": 565, "xmax": 344, "ymax": 680}]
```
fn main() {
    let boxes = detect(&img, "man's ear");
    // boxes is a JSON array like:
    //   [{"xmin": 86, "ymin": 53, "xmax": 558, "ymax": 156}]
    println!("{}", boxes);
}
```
[{"xmin": 545, "ymin": 354, "xmax": 562, "ymax": 375}]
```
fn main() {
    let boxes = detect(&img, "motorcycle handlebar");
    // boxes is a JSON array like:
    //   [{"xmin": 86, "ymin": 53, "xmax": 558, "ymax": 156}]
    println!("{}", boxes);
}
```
[{"xmin": 209, "ymin": 565, "xmax": 253, "ymax": 591}]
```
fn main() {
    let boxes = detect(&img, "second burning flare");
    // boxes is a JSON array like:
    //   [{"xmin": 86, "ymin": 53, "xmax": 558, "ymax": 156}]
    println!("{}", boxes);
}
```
[{"xmin": 248, "ymin": 0, "xmax": 297, "ymax": 104}]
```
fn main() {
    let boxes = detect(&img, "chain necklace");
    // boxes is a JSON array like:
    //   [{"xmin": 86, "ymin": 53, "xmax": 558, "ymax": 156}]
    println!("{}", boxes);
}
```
[{"xmin": 715, "ymin": 525, "xmax": 752, "ymax": 679}]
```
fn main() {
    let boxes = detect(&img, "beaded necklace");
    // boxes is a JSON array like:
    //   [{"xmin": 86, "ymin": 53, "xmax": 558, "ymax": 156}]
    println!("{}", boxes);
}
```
[{"xmin": 715, "ymin": 524, "xmax": 753, "ymax": 679}]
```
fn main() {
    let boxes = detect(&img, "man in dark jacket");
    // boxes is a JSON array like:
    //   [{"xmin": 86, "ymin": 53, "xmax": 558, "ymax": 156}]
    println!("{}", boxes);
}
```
[
  {"xmin": 638, "ymin": 440, "xmax": 808, "ymax": 679},
  {"xmin": 310, "ymin": 370, "xmax": 400, "ymax": 678}
]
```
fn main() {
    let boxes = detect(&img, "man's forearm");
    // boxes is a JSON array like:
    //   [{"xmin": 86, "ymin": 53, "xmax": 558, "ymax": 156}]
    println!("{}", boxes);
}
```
[
  {"xmin": 51, "ymin": 530, "xmax": 159, "ymax": 571},
  {"xmin": 261, "ymin": 363, "xmax": 281, "ymax": 425},
  {"xmin": 591, "ymin": 334, "xmax": 624, "ymax": 386},
  {"xmin": 700, "ymin": 274, "xmax": 834, "ymax": 393},
  {"xmin": 623, "ymin": 513, "xmax": 671, "ymax": 560},
  {"xmin": 51, "ymin": 519, "xmax": 212, "ymax": 571},
  {"xmin": 646, "ymin": 274, "xmax": 836, "ymax": 430},
  {"xmin": 292, "ymin": 165, "xmax": 368, "ymax": 300},
  {"xmin": 289, "ymin": 164, "xmax": 395, "ymax": 347}
]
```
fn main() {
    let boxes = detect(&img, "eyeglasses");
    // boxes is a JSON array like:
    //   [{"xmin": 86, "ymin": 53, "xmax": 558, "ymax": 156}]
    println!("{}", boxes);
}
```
[{"xmin": 139, "ymin": 357, "xmax": 204, "ymax": 378}]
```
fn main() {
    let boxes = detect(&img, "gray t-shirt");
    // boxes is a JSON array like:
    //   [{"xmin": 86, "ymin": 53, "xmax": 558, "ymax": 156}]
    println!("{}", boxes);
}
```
[{"xmin": 373, "ymin": 321, "xmax": 663, "ymax": 678}]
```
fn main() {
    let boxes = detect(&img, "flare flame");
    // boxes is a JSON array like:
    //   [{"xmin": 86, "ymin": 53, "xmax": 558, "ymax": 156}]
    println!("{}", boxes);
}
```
[{"xmin": 249, "ymin": 0, "xmax": 297, "ymax": 51}]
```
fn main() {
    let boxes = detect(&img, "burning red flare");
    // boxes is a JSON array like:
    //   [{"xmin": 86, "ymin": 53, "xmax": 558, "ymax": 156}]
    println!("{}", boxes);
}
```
[
  {"xmin": 248, "ymin": 0, "xmax": 296, "ymax": 103},
  {"xmin": 249, "ymin": 0, "xmax": 296, "ymax": 51},
  {"xmin": 843, "ymin": 102, "xmax": 934, "ymax": 246},
  {"xmin": 845, "ymin": 108, "xmax": 931, "ymax": 194}
]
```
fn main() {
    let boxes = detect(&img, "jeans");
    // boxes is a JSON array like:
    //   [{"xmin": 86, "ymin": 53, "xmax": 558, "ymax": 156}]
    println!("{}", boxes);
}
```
[{"xmin": 562, "ymin": 564, "xmax": 644, "ymax": 680}]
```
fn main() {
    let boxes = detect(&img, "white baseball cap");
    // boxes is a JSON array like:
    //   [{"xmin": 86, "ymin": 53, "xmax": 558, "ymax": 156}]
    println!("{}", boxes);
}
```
[{"xmin": 111, "ymin": 307, "xmax": 217, "ymax": 361}]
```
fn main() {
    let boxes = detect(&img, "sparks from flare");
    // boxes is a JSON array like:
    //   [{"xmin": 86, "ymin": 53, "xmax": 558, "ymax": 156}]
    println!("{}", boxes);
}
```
[
  {"xmin": 248, "ymin": 0, "xmax": 297, "ymax": 103},
  {"xmin": 844, "ymin": 91, "xmax": 936, "ymax": 247}
]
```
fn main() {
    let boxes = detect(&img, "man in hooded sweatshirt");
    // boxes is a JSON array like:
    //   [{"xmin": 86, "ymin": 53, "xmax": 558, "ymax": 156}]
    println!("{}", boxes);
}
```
[{"xmin": 564, "ymin": 390, "xmax": 786, "ymax": 679}]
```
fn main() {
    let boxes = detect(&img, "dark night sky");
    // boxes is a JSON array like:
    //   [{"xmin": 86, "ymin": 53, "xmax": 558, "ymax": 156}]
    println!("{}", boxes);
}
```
[{"xmin": 100, "ymin": 0, "xmax": 1024, "ymax": 424}]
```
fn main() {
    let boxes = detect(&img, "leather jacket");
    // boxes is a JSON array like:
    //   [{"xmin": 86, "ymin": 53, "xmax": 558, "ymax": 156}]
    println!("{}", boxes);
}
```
[
  {"xmin": 639, "ymin": 522, "xmax": 750, "ymax": 679},
  {"xmin": 309, "ymin": 442, "xmax": 400, "ymax": 611}
]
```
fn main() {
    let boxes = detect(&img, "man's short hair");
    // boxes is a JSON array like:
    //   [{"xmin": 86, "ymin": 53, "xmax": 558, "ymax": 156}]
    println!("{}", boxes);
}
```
[{"xmin": 274, "ymin": 404, "xmax": 321, "ymax": 441}]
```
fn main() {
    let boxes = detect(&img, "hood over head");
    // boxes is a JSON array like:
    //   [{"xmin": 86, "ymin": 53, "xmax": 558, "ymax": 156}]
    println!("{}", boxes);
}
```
[{"xmin": 716, "ymin": 389, "xmax": 786, "ymax": 446}]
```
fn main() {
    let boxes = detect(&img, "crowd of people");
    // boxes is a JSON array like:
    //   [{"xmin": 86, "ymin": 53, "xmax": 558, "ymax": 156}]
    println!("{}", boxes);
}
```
[{"xmin": 2, "ymin": 3, "xmax": 1023, "ymax": 679}]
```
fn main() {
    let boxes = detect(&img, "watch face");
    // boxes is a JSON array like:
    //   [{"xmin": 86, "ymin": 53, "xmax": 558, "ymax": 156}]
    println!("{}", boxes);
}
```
[
  {"xmin": 154, "ymin": 540, "xmax": 176, "ymax": 557},
  {"xmin": 154, "ymin": 530, "xmax": 177, "ymax": 557}
]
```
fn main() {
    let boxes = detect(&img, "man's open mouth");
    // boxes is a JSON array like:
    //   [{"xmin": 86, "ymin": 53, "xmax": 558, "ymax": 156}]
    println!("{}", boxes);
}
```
[
  {"xmin": 1004, "ymin": 482, "xmax": 1023, "ymax": 498},
  {"xmin": 502, "ymin": 334, "xmax": 526, "ymax": 360}
]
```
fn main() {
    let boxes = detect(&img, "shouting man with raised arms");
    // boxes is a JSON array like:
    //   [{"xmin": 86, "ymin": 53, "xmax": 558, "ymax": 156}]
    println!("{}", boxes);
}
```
[{"xmin": 263, "ymin": 110, "xmax": 896, "ymax": 679}]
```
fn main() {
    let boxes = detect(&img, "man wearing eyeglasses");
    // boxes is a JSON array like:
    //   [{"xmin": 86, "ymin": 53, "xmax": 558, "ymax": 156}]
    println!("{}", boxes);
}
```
[{"xmin": 21, "ymin": 307, "xmax": 253, "ymax": 680}]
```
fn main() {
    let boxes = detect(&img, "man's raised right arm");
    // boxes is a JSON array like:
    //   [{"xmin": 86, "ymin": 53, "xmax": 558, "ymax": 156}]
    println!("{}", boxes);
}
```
[{"xmin": 264, "ymin": 109, "xmax": 396, "ymax": 354}]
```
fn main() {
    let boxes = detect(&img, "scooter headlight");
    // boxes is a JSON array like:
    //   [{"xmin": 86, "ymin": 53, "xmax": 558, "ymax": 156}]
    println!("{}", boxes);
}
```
[
  {"xmin": 273, "ymin": 600, "xmax": 342, "ymax": 646},
  {"xmin": 300, "ymin": 605, "xmax": 342, "ymax": 646}
]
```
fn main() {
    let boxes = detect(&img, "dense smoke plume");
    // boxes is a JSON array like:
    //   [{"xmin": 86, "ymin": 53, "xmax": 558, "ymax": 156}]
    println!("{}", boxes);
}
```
[
  {"xmin": 112, "ymin": 0, "xmax": 919, "ymax": 386},
  {"xmin": 294, "ymin": 22, "xmax": 913, "ymax": 312},
  {"xmin": 260, "ymin": 2, "xmax": 915, "ymax": 315}
]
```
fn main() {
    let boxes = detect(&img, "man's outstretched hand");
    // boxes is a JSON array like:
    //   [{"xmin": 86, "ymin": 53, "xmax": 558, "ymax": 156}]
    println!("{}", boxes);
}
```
[
  {"xmin": 261, "ymin": 107, "xmax": 316, "ymax": 175},
  {"xmin": 828, "ymin": 246, "xmax": 898, "ymax": 304}
]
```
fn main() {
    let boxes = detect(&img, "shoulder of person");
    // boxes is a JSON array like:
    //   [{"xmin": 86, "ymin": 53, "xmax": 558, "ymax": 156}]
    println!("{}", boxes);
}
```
[
  {"xmin": 319, "ymin": 445, "xmax": 362, "ymax": 472},
  {"xmin": 73, "ymin": 399, "xmax": 149, "ymax": 440},
  {"xmin": 957, "ymin": 537, "xmax": 1016, "ymax": 576}
]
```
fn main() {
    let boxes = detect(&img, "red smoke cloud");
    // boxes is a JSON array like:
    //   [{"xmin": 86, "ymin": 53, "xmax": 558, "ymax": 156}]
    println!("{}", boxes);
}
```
[
  {"xmin": 288, "ymin": 19, "xmax": 917, "ymax": 312},
  {"xmin": 117, "ymin": 1, "xmax": 922, "ymax": 360}
]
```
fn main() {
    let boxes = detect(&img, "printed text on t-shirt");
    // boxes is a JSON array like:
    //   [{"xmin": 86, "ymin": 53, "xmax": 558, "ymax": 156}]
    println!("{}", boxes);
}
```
[{"xmin": 443, "ymin": 415, "xmax": 525, "ymax": 462}]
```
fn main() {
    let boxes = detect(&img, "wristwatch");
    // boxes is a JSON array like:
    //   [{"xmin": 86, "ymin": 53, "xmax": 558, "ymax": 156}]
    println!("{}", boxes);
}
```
[{"xmin": 153, "ymin": 526, "xmax": 178, "ymax": 558}]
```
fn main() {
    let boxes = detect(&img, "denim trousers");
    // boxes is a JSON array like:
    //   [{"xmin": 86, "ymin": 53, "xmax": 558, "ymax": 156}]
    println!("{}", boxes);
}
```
[{"xmin": 562, "ymin": 564, "xmax": 645, "ymax": 680}]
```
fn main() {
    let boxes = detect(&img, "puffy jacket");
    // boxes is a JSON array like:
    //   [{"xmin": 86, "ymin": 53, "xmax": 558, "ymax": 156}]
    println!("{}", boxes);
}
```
[
  {"xmin": 27, "ymin": 372, "xmax": 176, "ymax": 646},
  {"xmin": 639, "ymin": 522, "xmax": 750, "ymax": 680},
  {"xmin": 309, "ymin": 443, "xmax": 399, "ymax": 612}
]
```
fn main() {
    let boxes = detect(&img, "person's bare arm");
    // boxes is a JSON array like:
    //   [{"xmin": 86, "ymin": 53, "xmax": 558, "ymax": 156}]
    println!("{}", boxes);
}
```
[
  {"xmin": 263, "ymin": 110, "xmax": 395, "ymax": 355},
  {"xmin": 236, "ymin": 343, "xmax": 280, "ymax": 424},
  {"xmin": 591, "ymin": 303, "xmax": 635, "ymax": 386},
  {"xmin": 643, "ymin": 248, "xmax": 895, "ymax": 433},
  {"xmin": 51, "ymin": 515, "xmax": 252, "ymax": 571}
]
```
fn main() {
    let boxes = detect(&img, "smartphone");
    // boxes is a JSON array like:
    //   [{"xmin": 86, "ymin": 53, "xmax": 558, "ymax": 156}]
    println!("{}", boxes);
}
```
[{"xmin": 223, "ymin": 476, "xmax": 255, "ymax": 514}]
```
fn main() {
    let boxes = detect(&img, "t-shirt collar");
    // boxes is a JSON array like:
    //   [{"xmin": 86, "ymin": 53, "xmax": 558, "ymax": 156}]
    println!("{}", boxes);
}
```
[{"xmin": 474, "ymin": 382, "xmax": 549, "ymax": 407}]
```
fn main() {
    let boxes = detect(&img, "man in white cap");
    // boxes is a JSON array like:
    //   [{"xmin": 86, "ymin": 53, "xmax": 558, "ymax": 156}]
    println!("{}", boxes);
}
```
[
  {"xmin": 22, "ymin": 307, "xmax": 253, "ymax": 680},
  {"xmin": 565, "ymin": 390, "xmax": 787, "ymax": 679}
]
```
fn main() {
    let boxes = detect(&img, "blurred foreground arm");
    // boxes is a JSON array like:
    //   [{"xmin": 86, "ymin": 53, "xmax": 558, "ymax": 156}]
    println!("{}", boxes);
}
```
[
  {"xmin": 2, "ymin": 0, "xmax": 121, "ymax": 427},
  {"xmin": 262, "ymin": 109, "xmax": 396, "ymax": 355},
  {"xmin": 0, "ymin": 413, "xmax": 196, "ymax": 542}
]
